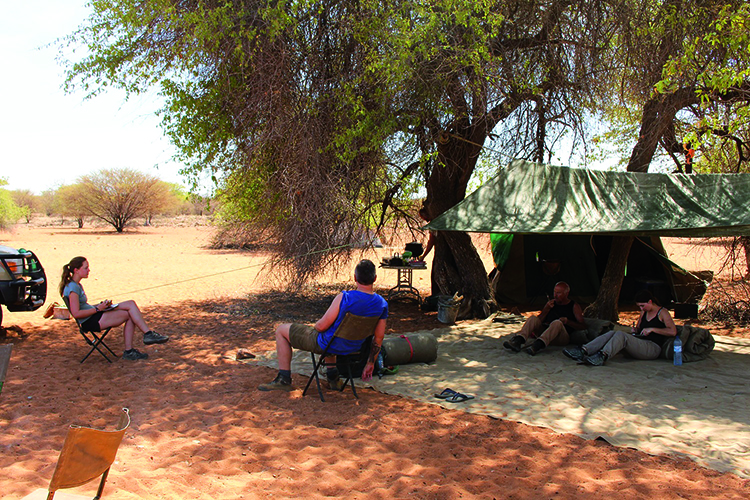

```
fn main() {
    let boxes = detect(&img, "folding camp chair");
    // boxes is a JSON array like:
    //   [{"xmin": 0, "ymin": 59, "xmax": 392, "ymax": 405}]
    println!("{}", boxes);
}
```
[
  {"xmin": 21, "ymin": 408, "xmax": 131, "ymax": 500},
  {"xmin": 302, "ymin": 313, "xmax": 381, "ymax": 402},
  {"xmin": 62, "ymin": 297, "xmax": 116, "ymax": 364}
]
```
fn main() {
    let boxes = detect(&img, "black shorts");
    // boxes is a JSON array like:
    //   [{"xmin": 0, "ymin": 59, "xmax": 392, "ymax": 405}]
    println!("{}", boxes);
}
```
[{"xmin": 80, "ymin": 311, "xmax": 104, "ymax": 332}]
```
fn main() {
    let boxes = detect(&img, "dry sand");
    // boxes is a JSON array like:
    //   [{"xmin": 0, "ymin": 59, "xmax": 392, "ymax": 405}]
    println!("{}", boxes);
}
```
[{"xmin": 1, "ymin": 220, "xmax": 749, "ymax": 499}]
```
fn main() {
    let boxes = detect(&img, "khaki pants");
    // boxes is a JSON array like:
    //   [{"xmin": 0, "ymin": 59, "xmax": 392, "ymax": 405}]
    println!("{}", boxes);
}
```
[
  {"xmin": 515, "ymin": 316, "xmax": 570, "ymax": 347},
  {"xmin": 584, "ymin": 330, "xmax": 661, "ymax": 360}
]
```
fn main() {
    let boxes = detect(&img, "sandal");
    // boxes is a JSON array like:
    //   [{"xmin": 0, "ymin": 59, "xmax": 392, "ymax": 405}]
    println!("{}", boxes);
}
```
[
  {"xmin": 434, "ymin": 388, "xmax": 458, "ymax": 399},
  {"xmin": 445, "ymin": 392, "xmax": 475, "ymax": 403}
]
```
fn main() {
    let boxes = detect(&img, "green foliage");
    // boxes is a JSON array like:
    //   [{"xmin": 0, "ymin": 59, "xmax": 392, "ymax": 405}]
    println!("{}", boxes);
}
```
[
  {"xmin": 56, "ymin": 184, "xmax": 90, "ymax": 227},
  {"xmin": 64, "ymin": 0, "xmax": 750, "ymax": 286},
  {"xmin": 9, "ymin": 190, "xmax": 40, "ymax": 223},
  {"xmin": 592, "ymin": 1, "xmax": 750, "ymax": 173},
  {"xmin": 0, "ymin": 179, "xmax": 25, "ymax": 229}
]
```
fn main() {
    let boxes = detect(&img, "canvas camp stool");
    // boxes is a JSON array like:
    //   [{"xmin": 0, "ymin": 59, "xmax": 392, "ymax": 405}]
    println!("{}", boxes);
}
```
[
  {"xmin": 62, "ymin": 297, "xmax": 117, "ymax": 363},
  {"xmin": 302, "ymin": 313, "xmax": 380, "ymax": 402},
  {"xmin": 21, "ymin": 408, "xmax": 131, "ymax": 500}
]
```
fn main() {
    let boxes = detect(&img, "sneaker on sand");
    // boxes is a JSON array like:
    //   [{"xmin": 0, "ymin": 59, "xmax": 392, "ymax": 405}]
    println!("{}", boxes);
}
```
[
  {"xmin": 123, "ymin": 349, "xmax": 149, "ymax": 361},
  {"xmin": 503, "ymin": 336, "xmax": 524, "ymax": 353},
  {"xmin": 327, "ymin": 377, "xmax": 346, "ymax": 391},
  {"xmin": 143, "ymin": 331, "xmax": 169, "ymax": 345},
  {"xmin": 258, "ymin": 374, "xmax": 293, "ymax": 392},
  {"xmin": 584, "ymin": 351, "xmax": 608, "ymax": 366},
  {"xmin": 524, "ymin": 339, "xmax": 546, "ymax": 356},
  {"xmin": 562, "ymin": 346, "xmax": 587, "ymax": 361}
]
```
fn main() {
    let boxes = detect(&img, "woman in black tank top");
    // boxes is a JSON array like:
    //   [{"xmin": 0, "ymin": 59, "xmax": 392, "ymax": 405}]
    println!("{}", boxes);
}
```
[
  {"xmin": 563, "ymin": 290, "xmax": 677, "ymax": 366},
  {"xmin": 634, "ymin": 291, "xmax": 677, "ymax": 347}
]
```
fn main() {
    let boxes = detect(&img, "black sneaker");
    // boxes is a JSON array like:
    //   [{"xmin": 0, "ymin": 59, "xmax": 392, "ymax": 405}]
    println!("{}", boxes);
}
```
[
  {"xmin": 123, "ymin": 349, "xmax": 149, "ymax": 361},
  {"xmin": 563, "ymin": 346, "xmax": 587, "ymax": 362},
  {"xmin": 584, "ymin": 351, "xmax": 608, "ymax": 366},
  {"xmin": 524, "ymin": 339, "xmax": 546, "ymax": 356},
  {"xmin": 503, "ymin": 336, "xmax": 525, "ymax": 353},
  {"xmin": 258, "ymin": 374, "xmax": 293, "ymax": 392},
  {"xmin": 143, "ymin": 331, "xmax": 169, "ymax": 345}
]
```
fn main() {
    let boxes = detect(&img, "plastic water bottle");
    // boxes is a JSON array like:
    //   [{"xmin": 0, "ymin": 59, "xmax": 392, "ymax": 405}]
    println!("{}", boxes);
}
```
[{"xmin": 673, "ymin": 336, "xmax": 683, "ymax": 366}]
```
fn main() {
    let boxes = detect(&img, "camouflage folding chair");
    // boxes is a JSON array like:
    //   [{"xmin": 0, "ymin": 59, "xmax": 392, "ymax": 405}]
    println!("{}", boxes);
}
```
[{"xmin": 302, "ymin": 313, "xmax": 380, "ymax": 401}]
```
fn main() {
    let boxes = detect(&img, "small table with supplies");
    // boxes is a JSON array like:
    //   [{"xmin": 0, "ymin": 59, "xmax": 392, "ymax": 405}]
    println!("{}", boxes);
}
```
[{"xmin": 380, "ymin": 264, "xmax": 427, "ymax": 304}]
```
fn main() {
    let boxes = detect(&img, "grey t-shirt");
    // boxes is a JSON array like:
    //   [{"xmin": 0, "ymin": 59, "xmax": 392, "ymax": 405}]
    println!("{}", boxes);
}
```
[{"xmin": 63, "ymin": 281, "xmax": 95, "ymax": 325}]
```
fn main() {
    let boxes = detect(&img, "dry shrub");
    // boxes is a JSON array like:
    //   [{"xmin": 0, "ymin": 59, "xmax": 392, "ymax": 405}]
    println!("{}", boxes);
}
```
[
  {"xmin": 701, "ymin": 279, "xmax": 750, "ymax": 324},
  {"xmin": 209, "ymin": 222, "xmax": 278, "ymax": 251}
]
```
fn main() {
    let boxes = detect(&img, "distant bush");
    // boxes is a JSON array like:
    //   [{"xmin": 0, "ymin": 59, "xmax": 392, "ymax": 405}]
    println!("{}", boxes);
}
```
[{"xmin": 0, "ymin": 180, "xmax": 25, "ymax": 229}]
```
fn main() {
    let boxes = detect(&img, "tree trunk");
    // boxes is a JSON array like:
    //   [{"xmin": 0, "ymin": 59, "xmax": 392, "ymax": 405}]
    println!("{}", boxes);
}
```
[
  {"xmin": 586, "ymin": 89, "xmax": 698, "ymax": 320},
  {"xmin": 584, "ymin": 236, "xmax": 634, "ymax": 322},
  {"xmin": 423, "ymin": 128, "xmax": 497, "ymax": 319},
  {"xmin": 742, "ymin": 236, "xmax": 750, "ymax": 279},
  {"xmin": 432, "ymin": 230, "xmax": 496, "ymax": 319}
]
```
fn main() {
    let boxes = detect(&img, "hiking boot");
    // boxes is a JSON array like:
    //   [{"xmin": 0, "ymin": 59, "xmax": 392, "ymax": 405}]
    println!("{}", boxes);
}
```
[
  {"xmin": 143, "ymin": 331, "xmax": 169, "ymax": 345},
  {"xmin": 327, "ymin": 377, "xmax": 346, "ymax": 391},
  {"xmin": 563, "ymin": 346, "xmax": 587, "ymax": 362},
  {"xmin": 123, "ymin": 348, "xmax": 149, "ymax": 361},
  {"xmin": 584, "ymin": 351, "xmax": 608, "ymax": 366},
  {"xmin": 258, "ymin": 374, "xmax": 293, "ymax": 392},
  {"xmin": 503, "ymin": 336, "xmax": 525, "ymax": 353},
  {"xmin": 524, "ymin": 339, "xmax": 546, "ymax": 356}
]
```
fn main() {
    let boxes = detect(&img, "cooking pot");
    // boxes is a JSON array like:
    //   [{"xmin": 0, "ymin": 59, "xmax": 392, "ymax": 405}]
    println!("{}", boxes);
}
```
[{"xmin": 405, "ymin": 242, "xmax": 424, "ymax": 257}]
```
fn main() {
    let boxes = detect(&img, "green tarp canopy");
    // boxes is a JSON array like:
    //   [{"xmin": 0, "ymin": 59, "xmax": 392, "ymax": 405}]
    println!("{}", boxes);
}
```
[{"xmin": 427, "ymin": 160, "xmax": 750, "ymax": 237}]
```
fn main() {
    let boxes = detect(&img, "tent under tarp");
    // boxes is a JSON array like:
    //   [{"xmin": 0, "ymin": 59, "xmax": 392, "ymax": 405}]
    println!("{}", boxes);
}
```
[
  {"xmin": 427, "ymin": 160, "xmax": 750, "ymax": 237},
  {"xmin": 489, "ymin": 233, "xmax": 710, "ymax": 306},
  {"xmin": 426, "ymin": 160, "xmax": 745, "ymax": 305}
]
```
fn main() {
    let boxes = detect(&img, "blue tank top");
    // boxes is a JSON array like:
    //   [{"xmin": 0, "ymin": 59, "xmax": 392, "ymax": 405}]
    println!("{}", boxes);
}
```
[{"xmin": 317, "ymin": 290, "xmax": 389, "ymax": 355}]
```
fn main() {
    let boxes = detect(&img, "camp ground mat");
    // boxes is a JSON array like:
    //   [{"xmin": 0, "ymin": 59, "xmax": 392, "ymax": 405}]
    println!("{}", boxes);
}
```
[{"xmin": 245, "ymin": 319, "xmax": 750, "ymax": 478}]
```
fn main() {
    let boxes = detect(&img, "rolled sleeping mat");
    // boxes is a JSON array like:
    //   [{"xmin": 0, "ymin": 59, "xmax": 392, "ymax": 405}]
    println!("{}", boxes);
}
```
[{"xmin": 382, "ymin": 332, "xmax": 438, "ymax": 365}]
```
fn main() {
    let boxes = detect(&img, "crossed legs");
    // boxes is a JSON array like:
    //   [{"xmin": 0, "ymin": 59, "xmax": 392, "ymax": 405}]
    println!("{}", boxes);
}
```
[{"xmin": 98, "ymin": 300, "xmax": 153, "ymax": 351}]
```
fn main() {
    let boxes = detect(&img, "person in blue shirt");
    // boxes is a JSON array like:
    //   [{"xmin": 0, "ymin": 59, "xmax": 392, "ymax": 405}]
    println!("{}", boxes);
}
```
[
  {"xmin": 259, "ymin": 259, "xmax": 388, "ymax": 392},
  {"xmin": 60, "ymin": 256, "xmax": 168, "ymax": 361}
]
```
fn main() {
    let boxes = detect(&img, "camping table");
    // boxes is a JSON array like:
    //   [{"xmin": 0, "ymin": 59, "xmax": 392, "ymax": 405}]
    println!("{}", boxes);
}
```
[{"xmin": 380, "ymin": 265, "xmax": 426, "ymax": 304}]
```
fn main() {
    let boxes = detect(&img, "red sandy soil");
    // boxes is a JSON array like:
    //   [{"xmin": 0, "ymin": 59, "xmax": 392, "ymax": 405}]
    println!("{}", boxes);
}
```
[{"xmin": 1, "ymin": 220, "xmax": 749, "ymax": 499}]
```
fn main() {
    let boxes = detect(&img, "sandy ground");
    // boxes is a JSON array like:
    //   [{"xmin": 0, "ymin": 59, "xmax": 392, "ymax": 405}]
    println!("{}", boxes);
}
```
[{"xmin": 1, "ymin": 220, "xmax": 750, "ymax": 499}]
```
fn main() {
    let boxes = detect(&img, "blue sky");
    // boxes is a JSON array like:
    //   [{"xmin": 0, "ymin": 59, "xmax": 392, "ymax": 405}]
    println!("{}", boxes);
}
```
[{"xmin": 0, "ymin": 1, "xmax": 188, "ymax": 195}]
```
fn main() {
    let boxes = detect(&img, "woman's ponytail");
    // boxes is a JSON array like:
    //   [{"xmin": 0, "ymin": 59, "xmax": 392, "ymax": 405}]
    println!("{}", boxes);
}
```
[{"xmin": 59, "ymin": 257, "xmax": 87, "ymax": 297}]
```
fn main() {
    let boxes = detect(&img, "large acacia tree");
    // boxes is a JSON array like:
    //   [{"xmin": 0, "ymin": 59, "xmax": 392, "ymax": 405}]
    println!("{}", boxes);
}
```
[
  {"xmin": 65, "ymin": 0, "xmax": 617, "ymax": 314},
  {"xmin": 76, "ymin": 168, "xmax": 178, "ymax": 232},
  {"xmin": 585, "ymin": 0, "xmax": 750, "ymax": 321}
]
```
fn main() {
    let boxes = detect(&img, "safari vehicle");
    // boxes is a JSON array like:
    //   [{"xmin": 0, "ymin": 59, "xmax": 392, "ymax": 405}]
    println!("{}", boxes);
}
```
[{"xmin": 0, "ymin": 245, "xmax": 46, "ymax": 328}]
